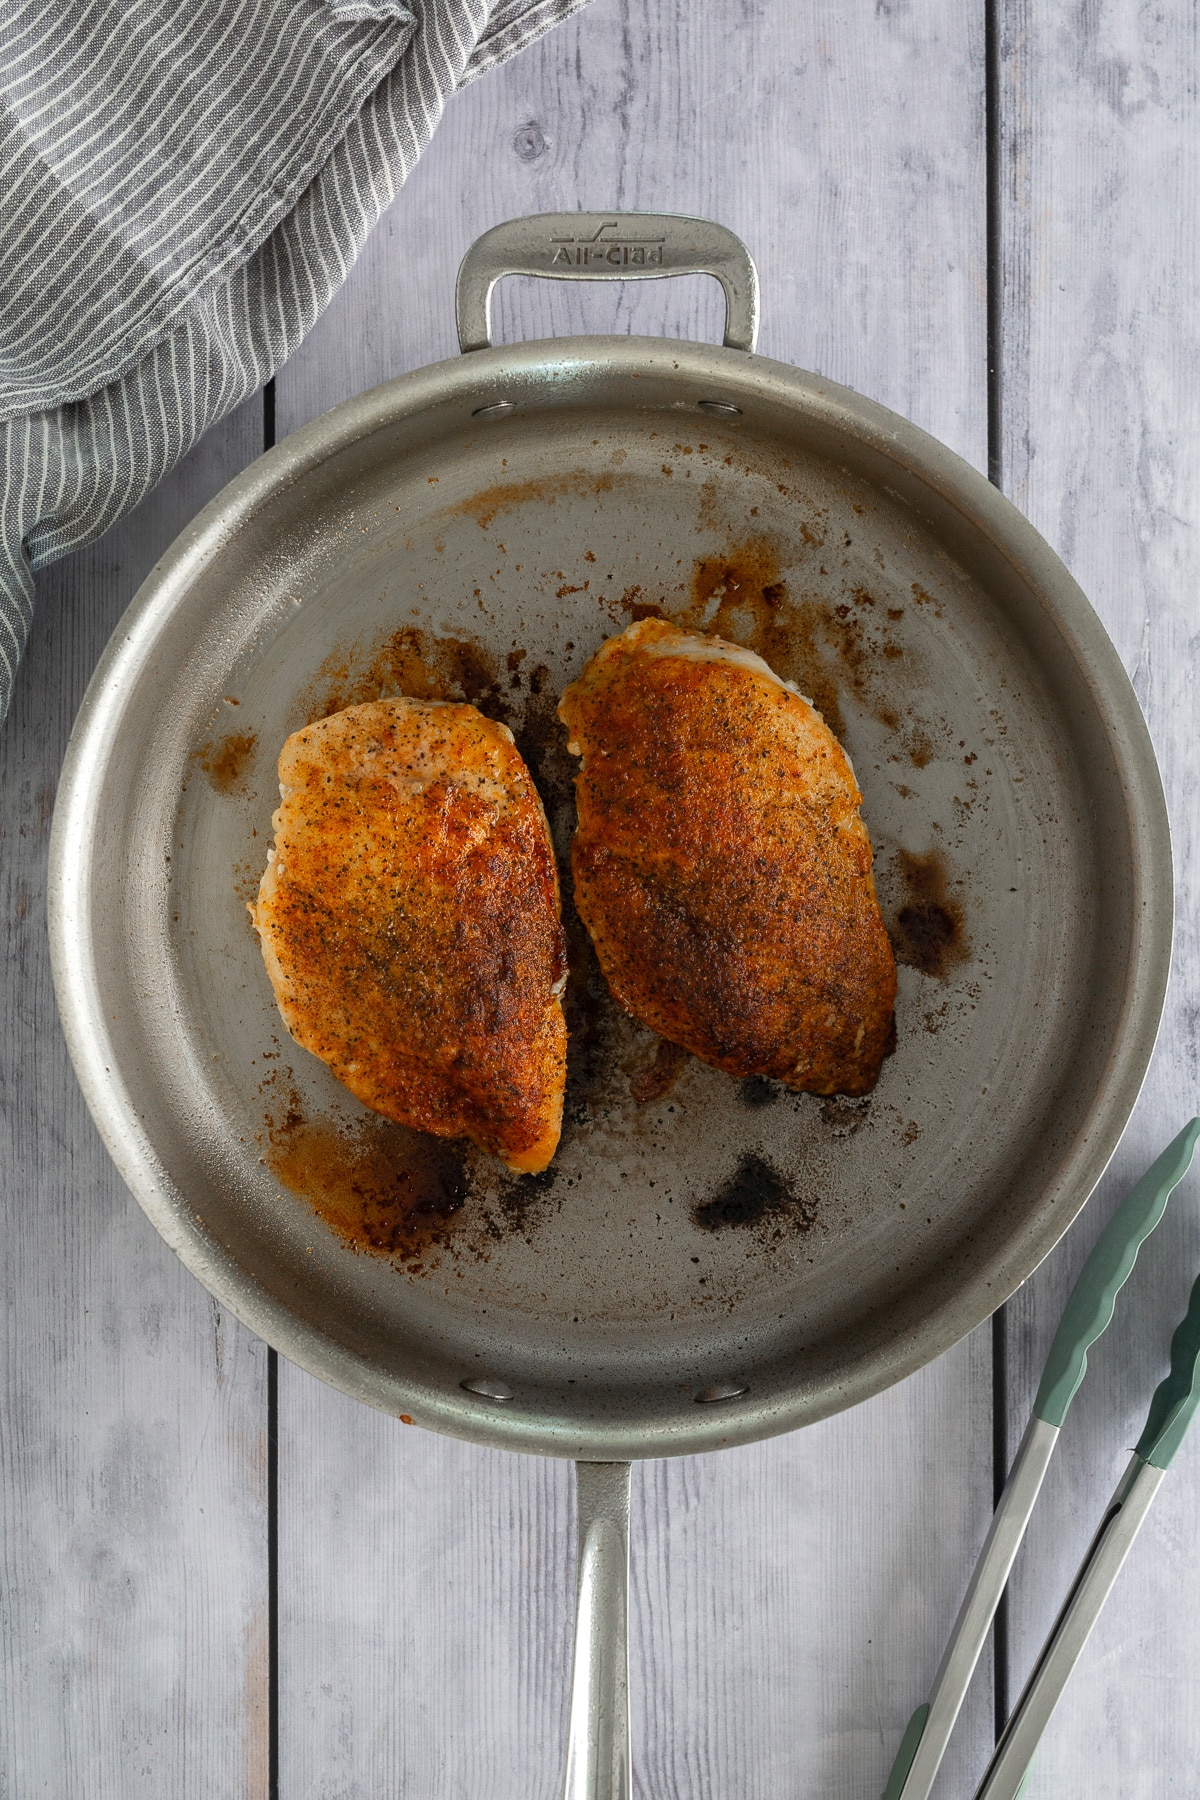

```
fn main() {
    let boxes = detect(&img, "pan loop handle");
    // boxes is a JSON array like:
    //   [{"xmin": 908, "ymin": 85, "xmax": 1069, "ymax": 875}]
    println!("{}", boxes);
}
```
[
  {"xmin": 455, "ymin": 212, "xmax": 759, "ymax": 354},
  {"xmin": 561, "ymin": 1461, "xmax": 632, "ymax": 1800}
]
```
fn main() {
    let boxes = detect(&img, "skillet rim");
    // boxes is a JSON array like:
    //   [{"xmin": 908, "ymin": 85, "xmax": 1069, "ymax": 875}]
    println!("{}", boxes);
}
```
[{"xmin": 46, "ymin": 334, "xmax": 1173, "ymax": 1458}]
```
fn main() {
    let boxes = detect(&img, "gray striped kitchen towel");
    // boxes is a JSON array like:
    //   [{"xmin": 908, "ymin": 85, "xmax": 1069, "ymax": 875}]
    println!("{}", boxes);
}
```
[{"xmin": 0, "ymin": 0, "xmax": 591, "ymax": 723}]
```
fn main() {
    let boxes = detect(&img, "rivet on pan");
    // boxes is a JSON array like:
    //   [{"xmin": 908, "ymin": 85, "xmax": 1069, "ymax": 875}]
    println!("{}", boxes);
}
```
[
  {"xmin": 695, "ymin": 1380, "xmax": 749, "ymax": 1404},
  {"xmin": 472, "ymin": 400, "xmax": 518, "ymax": 418},
  {"xmin": 697, "ymin": 399, "xmax": 743, "ymax": 417},
  {"xmin": 461, "ymin": 1376, "xmax": 516, "ymax": 1401}
]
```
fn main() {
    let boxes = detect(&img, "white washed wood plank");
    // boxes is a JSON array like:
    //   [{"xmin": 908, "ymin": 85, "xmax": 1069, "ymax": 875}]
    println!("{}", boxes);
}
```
[
  {"xmin": 279, "ymin": 1340, "xmax": 995, "ymax": 1800},
  {"xmin": 627, "ymin": 1356, "xmax": 994, "ymax": 1800},
  {"xmin": 998, "ymin": 1, "xmax": 1200, "ymax": 1793},
  {"xmin": 274, "ymin": 1, "xmax": 996, "ymax": 1794},
  {"xmin": 0, "ymin": 397, "xmax": 271, "ymax": 1799},
  {"xmin": 279, "ymin": 0, "xmax": 988, "ymax": 469},
  {"xmin": 278, "ymin": 1371, "xmax": 573, "ymax": 1799}
]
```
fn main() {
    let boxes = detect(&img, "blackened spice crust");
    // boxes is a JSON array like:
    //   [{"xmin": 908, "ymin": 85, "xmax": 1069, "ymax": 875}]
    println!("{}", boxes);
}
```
[{"xmin": 558, "ymin": 617, "xmax": 898, "ymax": 1097}]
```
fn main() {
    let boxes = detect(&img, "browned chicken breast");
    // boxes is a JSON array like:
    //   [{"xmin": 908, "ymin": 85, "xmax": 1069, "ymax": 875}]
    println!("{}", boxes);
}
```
[
  {"xmin": 251, "ymin": 698, "xmax": 567, "ymax": 1172},
  {"xmin": 558, "ymin": 618, "xmax": 896, "ymax": 1096}
]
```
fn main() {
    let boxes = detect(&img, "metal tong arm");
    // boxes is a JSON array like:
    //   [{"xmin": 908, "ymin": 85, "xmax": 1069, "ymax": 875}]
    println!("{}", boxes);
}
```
[
  {"xmin": 972, "ymin": 1454, "xmax": 1162, "ymax": 1800},
  {"xmin": 883, "ymin": 1118, "xmax": 1200, "ymax": 1800},
  {"xmin": 456, "ymin": 212, "xmax": 760, "ymax": 353},
  {"xmin": 562, "ymin": 1461, "xmax": 632, "ymax": 1800},
  {"xmin": 883, "ymin": 1416, "xmax": 1059, "ymax": 1800},
  {"xmin": 975, "ymin": 1261, "xmax": 1200, "ymax": 1800}
]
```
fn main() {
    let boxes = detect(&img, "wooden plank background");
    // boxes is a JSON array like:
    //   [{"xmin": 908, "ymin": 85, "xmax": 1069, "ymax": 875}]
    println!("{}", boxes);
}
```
[
  {"xmin": 0, "ymin": 0, "xmax": 1196, "ymax": 1794},
  {"xmin": 0, "ymin": 397, "xmax": 271, "ymax": 1798}
]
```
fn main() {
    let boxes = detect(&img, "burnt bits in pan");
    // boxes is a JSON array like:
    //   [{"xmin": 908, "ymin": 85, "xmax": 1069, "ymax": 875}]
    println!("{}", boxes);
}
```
[
  {"xmin": 739, "ymin": 1075, "xmax": 784, "ymax": 1109},
  {"xmin": 693, "ymin": 1154, "xmax": 819, "ymax": 1238},
  {"xmin": 819, "ymin": 1096, "xmax": 872, "ymax": 1138}
]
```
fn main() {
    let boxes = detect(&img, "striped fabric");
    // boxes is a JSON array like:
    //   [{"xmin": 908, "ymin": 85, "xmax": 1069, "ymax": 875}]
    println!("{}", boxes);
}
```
[{"xmin": 0, "ymin": 0, "xmax": 591, "ymax": 721}]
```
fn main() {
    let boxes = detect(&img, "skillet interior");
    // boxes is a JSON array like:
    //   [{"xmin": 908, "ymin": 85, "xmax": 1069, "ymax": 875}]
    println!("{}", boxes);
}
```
[{"xmin": 48, "ymin": 338, "xmax": 1171, "ymax": 1458}]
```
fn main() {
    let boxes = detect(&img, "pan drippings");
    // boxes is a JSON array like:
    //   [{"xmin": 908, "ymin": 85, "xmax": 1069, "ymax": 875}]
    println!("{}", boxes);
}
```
[{"xmin": 264, "ymin": 1104, "xmax": 470, "ymax": 1264}]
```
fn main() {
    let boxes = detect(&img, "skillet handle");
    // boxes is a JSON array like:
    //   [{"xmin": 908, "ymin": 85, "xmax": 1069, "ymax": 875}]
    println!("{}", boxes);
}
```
[
  {"xmin": 561, "ymin": 1461, "xmax": 632, "ymax": 1800},
  {"xmin": 456, "ymin": 212, "xmax": 759, "ymax": 353}
]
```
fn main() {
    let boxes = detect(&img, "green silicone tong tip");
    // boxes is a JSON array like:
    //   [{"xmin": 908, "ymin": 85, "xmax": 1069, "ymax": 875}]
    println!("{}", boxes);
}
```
[
  {"xmin": 1136, "ymin": 1265, "xmax": 1200, "ymax": 1468},
  {"xmin": 882, "ymin": 1705, "xmax": 929, "ymax": 1800},
  {"xmin": 881, "ymin": 1120, "xmax": 1200, "ymax": 1800},
  {"xmin": 1034, "ymin": 1119, "xmax": 1200, "ymax": 1430}
]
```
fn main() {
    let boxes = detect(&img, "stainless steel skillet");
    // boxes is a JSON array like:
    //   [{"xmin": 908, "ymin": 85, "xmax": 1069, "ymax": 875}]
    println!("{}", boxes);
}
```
[{"xmin": 48, "ymin": 215, "xmax": 1171, "ymax": 1796}]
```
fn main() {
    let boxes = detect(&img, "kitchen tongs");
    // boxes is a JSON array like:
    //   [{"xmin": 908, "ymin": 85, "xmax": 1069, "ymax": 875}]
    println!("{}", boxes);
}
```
[{"xmin": 883, "ymin": 1118, "xmax": 1200, "ymax": 1800}]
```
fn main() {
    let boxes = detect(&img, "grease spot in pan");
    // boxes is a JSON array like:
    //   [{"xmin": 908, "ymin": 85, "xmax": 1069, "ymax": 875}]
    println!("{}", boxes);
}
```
[
  {"xmin": 196, "ymin": 730, "xmax": 257, "ymax": 795},
  {"xmin": 261, "ymin": 1091, "xmax": 567, "ymax": 1267},
  {"xmin": 893, "ymin": 848, "xmax": 970, "ymax": 979},
  {"xmin": 446, "ymin": 470, "xmax": 615, "ymax": 532},
  {"xmin": 264, "ymin": 1105, "xmax": 470, "ymax": 1264}
]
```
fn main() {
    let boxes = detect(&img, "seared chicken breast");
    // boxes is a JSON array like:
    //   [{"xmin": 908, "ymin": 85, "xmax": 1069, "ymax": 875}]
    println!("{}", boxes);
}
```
[
  {"xmin": 558, "ymin": 618, "xmax": 896, "ymax": 1095},
  {"xmin": 251, "ymin": 698, "xmax": 567, "ymax": 1172}
]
